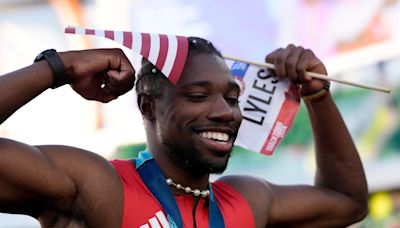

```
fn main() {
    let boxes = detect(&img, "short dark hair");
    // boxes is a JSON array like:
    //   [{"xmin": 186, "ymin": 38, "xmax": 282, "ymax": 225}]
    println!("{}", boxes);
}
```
[{"xmin": 135, "ymin": 37, "xmax": 223, "ymax": 97}]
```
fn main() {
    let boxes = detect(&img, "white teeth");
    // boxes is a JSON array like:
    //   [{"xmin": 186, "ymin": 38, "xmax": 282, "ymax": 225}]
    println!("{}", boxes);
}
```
[
  {"xmin": 199, "ymin": 131, "xmax": 230, "ymax": 142},
  {"xmin": 217, "ymin": 133, "xmax": 222, "ymax": 141},
  {"xmin": 212, "ymin": 132, "xmax": 218, "ymax": 140}
]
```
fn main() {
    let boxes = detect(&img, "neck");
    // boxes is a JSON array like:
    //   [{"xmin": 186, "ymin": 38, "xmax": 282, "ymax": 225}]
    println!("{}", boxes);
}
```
[{"xmin": 147, "ymin": 144, "xmax": 210, "ymax": 191}]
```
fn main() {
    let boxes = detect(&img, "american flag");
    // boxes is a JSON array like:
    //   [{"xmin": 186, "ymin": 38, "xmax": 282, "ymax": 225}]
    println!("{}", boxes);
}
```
[
  {"xmin": 65, "ymin": 26, "xmax": 188, "ymax": 84},
  {"xmin": 65, "ymin": 26, "xmax": 299, "ymax": 156}
]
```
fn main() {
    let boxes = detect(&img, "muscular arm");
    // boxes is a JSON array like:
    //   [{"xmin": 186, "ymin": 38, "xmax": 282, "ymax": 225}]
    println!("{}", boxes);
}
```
[
  {"xmin": 308, "ymin": 94, "xmax": 367, "ymax": 206},
  {"xmin": 0, "ymin": 49, "xmax": 134, "ymax": 221},
  {"xmin": 1, "ymin": 48, "xmax": 135, "ymax": 122},
  {"xmin": 0, "ymin": 60, "xmax": 53, "ymax": 123},
  {"xmin": 266, "ymin": 93, "xmax": 368, "ymax": 227},
  {"xmin": 268, "ymin": 45, "xmax": 368, "ymax": 227},
  {"xmin": 224, "ymin": 45, "xmax": 368, "ymax": 228},
  {"xmin": 0, "ymin": 139, "xmax": 75, "ymax": 215}
]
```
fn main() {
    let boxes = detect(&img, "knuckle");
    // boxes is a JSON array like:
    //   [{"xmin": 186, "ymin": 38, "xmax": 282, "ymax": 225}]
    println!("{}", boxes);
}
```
[
  {"xmin": 304, "ymin": 48, "xmax": 315, "ymax": 56},
  {"xmin": 286, "ymin": 44, "xmax": 296, "ymax": 49},
  {"xmin": 266, "ymin": 48, "xmax": 284, "ymax": 62},
  {"xmin": 295, "ymin": 46, "xmax": 305, "ymax": 53}
]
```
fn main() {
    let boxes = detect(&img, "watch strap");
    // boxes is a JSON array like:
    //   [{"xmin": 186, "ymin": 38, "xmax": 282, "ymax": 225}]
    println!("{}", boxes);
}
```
[{"xmin": 34, "ymin": 49, "xmax": 69, "ymax": 89}]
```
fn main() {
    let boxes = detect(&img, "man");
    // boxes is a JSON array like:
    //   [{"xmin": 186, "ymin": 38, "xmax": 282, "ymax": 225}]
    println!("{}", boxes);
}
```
[{"xmin": 0, "ymin": 37, "xmax": 368, "ymax": 227}]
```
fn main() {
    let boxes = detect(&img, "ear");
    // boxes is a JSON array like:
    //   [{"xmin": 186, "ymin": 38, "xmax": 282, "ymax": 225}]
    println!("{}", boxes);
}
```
[{"xmin": 137, "ymin": 93, "xmax": 155, "ymax": 121}]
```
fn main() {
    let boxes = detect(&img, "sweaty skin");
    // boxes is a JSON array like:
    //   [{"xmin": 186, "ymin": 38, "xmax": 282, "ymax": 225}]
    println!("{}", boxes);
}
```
[{"xmin": 0, "ymin": 45, "xmax": 368, "ymax": 227}]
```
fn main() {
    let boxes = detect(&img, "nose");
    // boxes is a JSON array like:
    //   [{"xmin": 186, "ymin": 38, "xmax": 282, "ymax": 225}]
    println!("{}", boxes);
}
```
[{"xmin": 207, "ymin": 95, "xmax": 235, "ymax": 122}]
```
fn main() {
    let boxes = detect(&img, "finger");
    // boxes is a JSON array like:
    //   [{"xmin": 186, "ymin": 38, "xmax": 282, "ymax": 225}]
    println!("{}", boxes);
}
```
[
  {"xmin": 286, "ymin": 46, "xmax": 305, "ymax": 83},
  {"xmin": 102, "ymin": 71, "xmax": 118, "ymax": 90},
  {"xmin": 265, "ymin": 47, "xmax": 283, "ymax": 77},
  {"xmin": 98, "ymin": 49, "xmax": 135, "ymax": 94},
  {"xmin": 297, "ymin": 49, "xmax": 328, "ymax": 94},
  {"xmin": 100, "ymin": 78, "xmax": 121, "ymax": 97},
  {"xmin": 274, "ymin": 44, "xmax": 296, "ymax": 78},
  {"xmin": 296, "ymin": 49, "xmax": 317, "ymax": 82},
  {"xmin": 306, "ymin": 51, "xmax": 327, "ymax": 76},
  {"xmin": 108, "ymin": 49, "xmax": 136, "ymax": 78},
  {"xmin": 106, "ymin": 69, "xmax": 135, "ymax": 94},
  {"xmin": 106, "ymin": 69, "xmax": 130, "ymax": 85}
]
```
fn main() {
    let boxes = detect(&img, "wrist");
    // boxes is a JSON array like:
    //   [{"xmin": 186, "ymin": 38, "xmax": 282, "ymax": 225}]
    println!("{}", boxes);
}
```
[
  {"xmin": 34, "ymin": 49, "xmax": 70, "ymax": 89},
  {"xmin": 302, "ymin": 80, "xmax": 330, "ymax": 102},
  {"xmin": 57, "ymin": 51, "xmax": 75, "ymax": 82}
]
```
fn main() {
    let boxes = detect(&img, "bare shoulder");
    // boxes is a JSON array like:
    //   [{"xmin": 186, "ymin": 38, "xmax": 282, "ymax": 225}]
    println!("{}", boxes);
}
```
[
  {"xmin": 0, "ymin": 138, "xmax": 123, "ymax": 226},
  {"xmin": 36, "ymin": 145, "xmax": 124, "ymax": 226},
  {"xmin": 218, "ymin": 175, "xmax": 273, "ymax": 227},
  {"xmin": 220, "ymin": 174, "xmax": 367, "ymax": 227},
  {"xmin": 37, "ymin": 145, "xmax": 121, "ymax": 185}
]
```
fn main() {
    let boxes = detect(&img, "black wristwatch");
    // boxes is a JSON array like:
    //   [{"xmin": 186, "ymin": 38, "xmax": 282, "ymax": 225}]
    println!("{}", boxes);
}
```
[{"xmin": 34, "ymin": 49, "xmax": 69, "ymax": 89}]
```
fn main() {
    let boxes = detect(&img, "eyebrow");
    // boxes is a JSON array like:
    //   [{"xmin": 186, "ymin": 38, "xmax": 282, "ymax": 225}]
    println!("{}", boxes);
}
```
[
  {"xmin": 181, "ymin": 80, "xmax": 211, "ymax": 88},
  {"xmin": 181, "ymin": 80, "xmax": 241, "ymax": 92}
]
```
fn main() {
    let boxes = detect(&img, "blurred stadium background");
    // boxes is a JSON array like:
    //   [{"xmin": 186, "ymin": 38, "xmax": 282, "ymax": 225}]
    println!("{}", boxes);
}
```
[{"xmin": 1, "ymin": 0, "xmax": 400, "ymax": 227}]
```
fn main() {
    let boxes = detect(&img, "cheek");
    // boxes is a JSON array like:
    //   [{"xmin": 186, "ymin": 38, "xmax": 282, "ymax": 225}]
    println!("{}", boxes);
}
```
[
  {"xmin": 234, "ymin": 108, "xmax": 243, "ymax": 124},
  {"xmin": 155, "ymin": 106, "xmax": 192, "ymax": 140},
  {"xmin": 168, "ymin": 103, "xmax": 206, "ymax": 125}
]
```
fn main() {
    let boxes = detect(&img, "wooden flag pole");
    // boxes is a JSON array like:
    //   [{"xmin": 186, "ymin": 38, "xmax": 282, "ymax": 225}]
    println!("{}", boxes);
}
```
[{"xmin": 223, "ymin": 55, "xmax": 391, "ymax": 93}]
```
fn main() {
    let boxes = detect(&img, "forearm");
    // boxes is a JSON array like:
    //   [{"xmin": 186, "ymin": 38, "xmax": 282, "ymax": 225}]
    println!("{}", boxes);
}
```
[
  {"xmin": 0, "ymin": 48, "xmax": 135, "ymax": 125},
  {"xmin": 0, "ymin": 60, "xmax": 54, "ymax": 123},
  {"xmin": 305, "ymin": 93, "xmax": 368, "ymax": 204}
]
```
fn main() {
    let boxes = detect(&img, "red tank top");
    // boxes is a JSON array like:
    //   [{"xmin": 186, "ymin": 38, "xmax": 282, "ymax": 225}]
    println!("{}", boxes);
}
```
[{"xmin": 111, "ymin": 159, "xmax": 255, "ymax": 228}]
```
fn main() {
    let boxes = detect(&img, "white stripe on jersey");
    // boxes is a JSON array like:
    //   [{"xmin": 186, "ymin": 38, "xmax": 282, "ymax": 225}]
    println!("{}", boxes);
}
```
[
  {"xmin": 156, "ymin": 211, "xmax": 170, "ymax": 228},
  {"xmin": 149, "ymin": 216, "xmax": 161, "ymax": 228}
]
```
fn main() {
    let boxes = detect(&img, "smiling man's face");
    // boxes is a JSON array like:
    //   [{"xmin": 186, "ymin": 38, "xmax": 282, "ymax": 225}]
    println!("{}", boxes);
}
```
[{"xmin": 154, "ymin": 53, "xmax": 243, "ymax": 176}]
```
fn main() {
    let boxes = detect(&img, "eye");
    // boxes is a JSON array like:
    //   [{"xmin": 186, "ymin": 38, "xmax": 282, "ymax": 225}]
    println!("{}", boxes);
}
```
[
  {"xmin": 225, "ymin": 95, "xmax": 240, "ymax": 106},
  {"xmin": 186, "ymin": 93, "xmax": 208, "ymax": 102}
]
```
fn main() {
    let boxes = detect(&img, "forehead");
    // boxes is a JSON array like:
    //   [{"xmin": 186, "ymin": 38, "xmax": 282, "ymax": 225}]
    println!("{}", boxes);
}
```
[{"xmin": 176, "ymin": 53, "xmax": 235, "ymax": 87}]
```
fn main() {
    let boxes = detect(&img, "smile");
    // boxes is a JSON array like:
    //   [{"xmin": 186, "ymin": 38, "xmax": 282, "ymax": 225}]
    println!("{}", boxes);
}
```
[
  {"xmin": 198, "ymin": 131, "xmax": 229, "ymax": 143},
  {"xmin": 196, "ymin": 130, "xmax": 234, "ymax": 153}
]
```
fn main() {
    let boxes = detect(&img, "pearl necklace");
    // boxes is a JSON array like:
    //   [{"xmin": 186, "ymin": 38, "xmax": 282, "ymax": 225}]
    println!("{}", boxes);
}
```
[{"xmin": 166, "ymin": 178, "xmax": 210, "ymax": 198}]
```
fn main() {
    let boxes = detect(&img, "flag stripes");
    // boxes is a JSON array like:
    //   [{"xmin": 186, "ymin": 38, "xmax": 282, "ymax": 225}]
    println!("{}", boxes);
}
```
[
  {"xmin": 155, "ymin": 35, "xmax": 169, "ymax": 72},
  {"xmin": 65, "ymin": 26, "xmax": 188, "ymax": 84},
  {"xmin": 168, "ymin": 36, "xmax": 188, "ymax": 84}
]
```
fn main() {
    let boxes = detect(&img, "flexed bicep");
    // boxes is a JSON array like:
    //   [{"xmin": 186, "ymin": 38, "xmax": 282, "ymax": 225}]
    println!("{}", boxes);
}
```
[
  {"xmin": 268, "ymin": 184, "xmax": 366, "ymax": 227},
  {"xmin": 0, "ymin": 139, "xmax": 77, "ymax": 215}
]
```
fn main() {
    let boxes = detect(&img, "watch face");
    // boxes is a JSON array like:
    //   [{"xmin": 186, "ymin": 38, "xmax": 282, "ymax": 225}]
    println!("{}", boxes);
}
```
[
  {"xmin": 34, "ymin": 49, "xmax": 56, "ymax": 62},
  {"xmin": 35, "ymin": 53, "xmax": 44, "ymax": 62}
]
